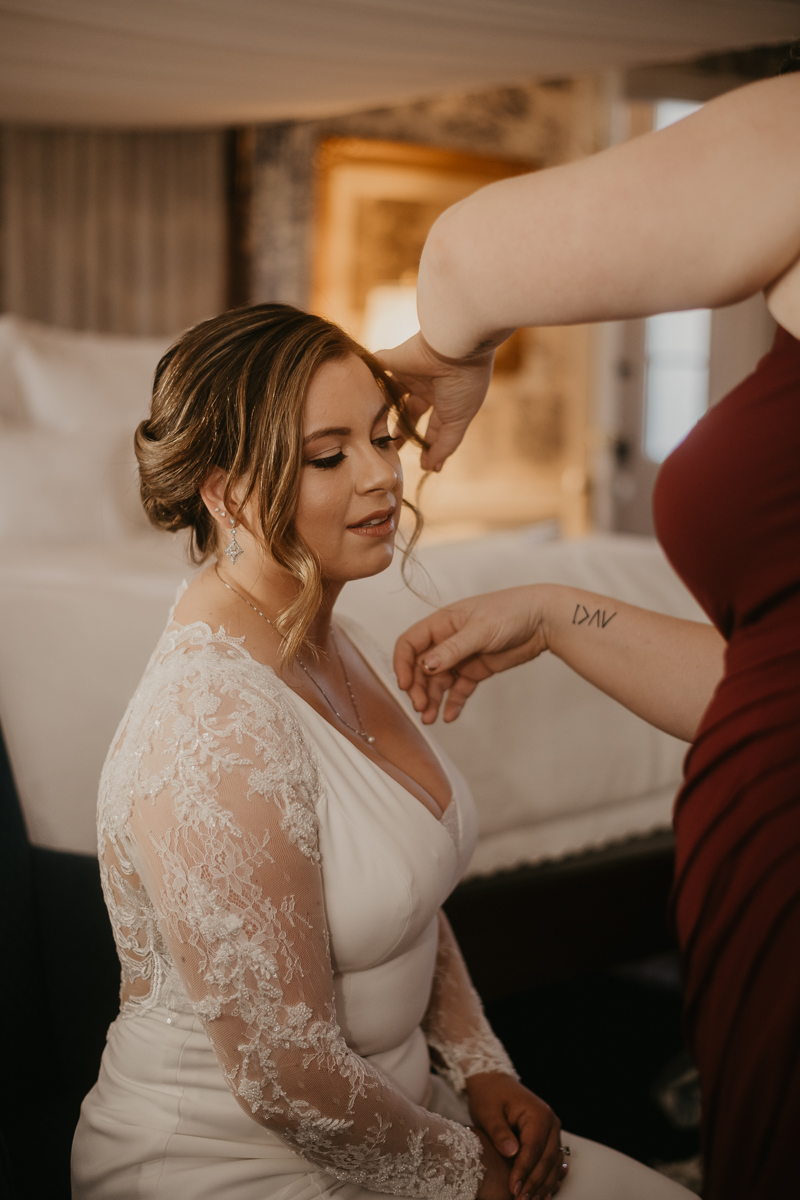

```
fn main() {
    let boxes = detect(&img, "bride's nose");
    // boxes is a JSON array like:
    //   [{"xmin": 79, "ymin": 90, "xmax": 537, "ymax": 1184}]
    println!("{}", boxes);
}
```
[{"xmin": 358, "ymin": 445, "xmax": 400, "ymax": 493}]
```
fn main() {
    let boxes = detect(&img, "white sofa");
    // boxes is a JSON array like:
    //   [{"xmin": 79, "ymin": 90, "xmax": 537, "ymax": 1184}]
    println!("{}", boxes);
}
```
[{"xmin": 0, "ymin": 315, "xmax": 704, "ymax": 876}]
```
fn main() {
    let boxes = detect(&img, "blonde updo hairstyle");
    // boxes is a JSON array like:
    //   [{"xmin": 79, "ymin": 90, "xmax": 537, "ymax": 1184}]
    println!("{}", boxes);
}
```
[{"xmin": 135, "ymin": 304, "xmax": 423, "ymax": 661}]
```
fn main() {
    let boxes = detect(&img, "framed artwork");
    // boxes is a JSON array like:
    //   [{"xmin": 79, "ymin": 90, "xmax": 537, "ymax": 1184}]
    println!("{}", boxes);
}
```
[{"xmin": 312, "ymin": 137, "xmax": 590, "ymax": 542}]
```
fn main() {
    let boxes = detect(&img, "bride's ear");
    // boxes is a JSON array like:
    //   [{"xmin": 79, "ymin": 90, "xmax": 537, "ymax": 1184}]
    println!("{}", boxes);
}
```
[
  {"xmin": 200, "ymin": 470, "xmax": 254, "ymax": 539},
  {"xmin": 200, "ymin": 468, "xmax": 230, "ymax": 526}
]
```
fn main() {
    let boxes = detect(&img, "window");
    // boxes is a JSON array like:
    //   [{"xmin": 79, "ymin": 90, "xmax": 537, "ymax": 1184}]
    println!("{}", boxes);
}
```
[
  {"xmin": 643, "ymin": 100, "xmax": 709, "ymax": 464},
  {"xmin": 652, "ymin": 99, "xmax": 702, "ymax": 133},
  {"xmin": 644, "ymin": 308, "xmax": 711, "ymax": 462}
]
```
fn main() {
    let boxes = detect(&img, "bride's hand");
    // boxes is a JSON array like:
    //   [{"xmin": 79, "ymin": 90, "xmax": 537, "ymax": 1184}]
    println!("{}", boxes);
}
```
[
  {"xmin": 468, "ymin": 1074, "xmax": 567, "ymax": 1200},
  {"xmin": 393, "ymin": 586, "xmax": 550, "ymax": 724},
  {"xmin": 473, "ymin": 1126, "xmax": 513, "ymax": 1200},
  {"xmin": 376, "ymin": 332, "xmax": 496, "ymax": 472}
]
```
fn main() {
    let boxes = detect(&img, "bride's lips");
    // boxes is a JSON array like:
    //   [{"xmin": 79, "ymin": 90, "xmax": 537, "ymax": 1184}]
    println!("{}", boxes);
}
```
[{"xmin": 347, "ymin": 506, "xmax": 395, "ymax": 538}]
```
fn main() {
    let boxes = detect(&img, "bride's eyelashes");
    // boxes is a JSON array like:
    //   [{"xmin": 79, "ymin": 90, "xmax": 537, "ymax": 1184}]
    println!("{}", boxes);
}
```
[
  {"xmin": 309, "ymin": 450, "xmax": 346, "ymax": 470},
  {"xmin": 307, "ymin": 434, "xmax": 400, "ymax": 470}
]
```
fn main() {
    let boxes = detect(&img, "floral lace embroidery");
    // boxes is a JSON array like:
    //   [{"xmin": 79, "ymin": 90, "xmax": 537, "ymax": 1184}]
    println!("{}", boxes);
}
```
[
  {"xmin": 423, "ymin": 912, "xmax": 520, "ymax": 1095},
  {"xmin": 95, "ymin": 620, "xmax": 514, "ymax": 1199}
]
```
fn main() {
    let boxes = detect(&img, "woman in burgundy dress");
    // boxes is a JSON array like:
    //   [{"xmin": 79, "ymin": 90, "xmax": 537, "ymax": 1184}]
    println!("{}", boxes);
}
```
[{"xmin": 381, "ymin": 67, "xmax": 800, "ymax": 1199}]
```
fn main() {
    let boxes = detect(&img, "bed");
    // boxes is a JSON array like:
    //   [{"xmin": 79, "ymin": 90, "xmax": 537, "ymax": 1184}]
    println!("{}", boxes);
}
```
[
  {"xmin": 0, "ymin": 313, "xmax": 704, "ymax": 881},
  {"xmin": 1, "ymin": 314, "xmax": 708, "ymax": 1196}
]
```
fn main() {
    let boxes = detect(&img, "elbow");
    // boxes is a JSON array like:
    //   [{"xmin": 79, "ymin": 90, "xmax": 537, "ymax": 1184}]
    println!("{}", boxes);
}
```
[
  {"xmin": 418, "ymin": 198, "xmax": 491, "ymax": 356},
  {"xmin": 420, "ymin": 203, "xmax": 470, "ymax": 299}
]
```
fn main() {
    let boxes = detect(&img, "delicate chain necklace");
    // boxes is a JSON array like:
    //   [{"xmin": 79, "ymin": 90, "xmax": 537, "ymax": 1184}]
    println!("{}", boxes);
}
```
[{"xmin": 214, "ymin": 565, "xmax": 376, "ymax": 745}]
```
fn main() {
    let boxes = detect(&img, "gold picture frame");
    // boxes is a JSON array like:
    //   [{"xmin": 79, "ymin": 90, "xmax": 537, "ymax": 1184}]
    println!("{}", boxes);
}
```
[{"xmin": 311, "ymin": 137, "xmax": 590, "ymax": 542}]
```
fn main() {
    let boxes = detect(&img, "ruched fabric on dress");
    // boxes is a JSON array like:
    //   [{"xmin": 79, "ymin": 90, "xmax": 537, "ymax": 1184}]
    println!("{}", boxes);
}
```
[
  {"xmin": 654, "ymin": 326, "xmax": 800, "ymax": 1199},
  {"xmin": 674, "ymin": 600, "xmax": 800, "ymax": 1197}
]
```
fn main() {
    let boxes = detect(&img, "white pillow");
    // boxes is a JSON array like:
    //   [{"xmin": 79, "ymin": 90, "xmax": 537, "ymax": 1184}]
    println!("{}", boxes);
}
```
[
  {"xmin": 12, "ymin": 320, "xmax": 171, "ymax": 434},
  {"xmin": 0, "ymin": 423, "xmax": 152, "ymax": 542},
  {"xmin": 105, "ymin": 424, "xmax": 151, "ymax": 535},
  {"xmin": 0, "ymin": 317, "xmax": 172, "ymax": 542}
]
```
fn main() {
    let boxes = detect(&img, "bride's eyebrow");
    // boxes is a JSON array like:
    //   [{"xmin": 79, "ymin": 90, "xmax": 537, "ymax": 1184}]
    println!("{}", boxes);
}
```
[
  {"xmin": 304, "ymin": 425, "xmax": 350, "ymax": 446},
  {"xmin": 303, "ymin": 404, "xmax": 390, "ymax": 446}
]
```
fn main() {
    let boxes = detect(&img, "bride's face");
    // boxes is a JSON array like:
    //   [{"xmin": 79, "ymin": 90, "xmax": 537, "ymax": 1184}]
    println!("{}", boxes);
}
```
[{"xmin": 294, "ymin": 354, "xmax": 404, "ymax": 583}]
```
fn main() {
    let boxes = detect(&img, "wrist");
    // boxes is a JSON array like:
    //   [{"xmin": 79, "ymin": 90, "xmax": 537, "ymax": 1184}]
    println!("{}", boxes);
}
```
[
  {"xmin": 537, "ymin": 583, "xmax": 563, "ymax": 658},
  {"xmin": 465, "ymin": 1068, "xmax": 515, "ymax": 1097},
  {"xmin": 418, "ymin": 331, "xmax": 501, "ymax": 369}
]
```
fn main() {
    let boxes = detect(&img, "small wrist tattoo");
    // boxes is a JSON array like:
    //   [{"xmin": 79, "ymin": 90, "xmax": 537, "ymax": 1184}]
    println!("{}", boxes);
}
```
[{"xmin": 572, "ymin": 603, "xmax": 616, "ymax": 629}]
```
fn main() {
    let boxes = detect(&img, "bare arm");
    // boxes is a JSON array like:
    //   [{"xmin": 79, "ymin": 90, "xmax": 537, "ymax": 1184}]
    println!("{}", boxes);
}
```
[
  {"xmin": 419, "ymin": 74, "xmax": 800, "ymax": 355},
  {"xmin": 394, "ymin": 585, "xmax": 726, "ymax": 743},
  {"xmin": 380, "ymin": 74, "xmax": 800, "ymax": 468}
]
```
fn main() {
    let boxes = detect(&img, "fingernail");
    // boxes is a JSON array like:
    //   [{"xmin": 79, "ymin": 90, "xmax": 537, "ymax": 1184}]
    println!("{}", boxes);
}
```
[
  {"xmin": 423, "ymin": 656, "xmax": 440, "ymax": 672},
  {"xmin": 513, "ymin": 1184, "xmax": 521, "ymax": 1196},
  {"xmin": 501, "ymin": 1140, "xmax": 517, "ymax": 1156}
]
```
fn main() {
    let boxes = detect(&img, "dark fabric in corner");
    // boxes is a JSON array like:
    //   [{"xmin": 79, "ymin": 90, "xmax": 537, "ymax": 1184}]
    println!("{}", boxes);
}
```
[{"xmin": 0, "ymin": 723, "xmax": 119, "ymax": 1200}]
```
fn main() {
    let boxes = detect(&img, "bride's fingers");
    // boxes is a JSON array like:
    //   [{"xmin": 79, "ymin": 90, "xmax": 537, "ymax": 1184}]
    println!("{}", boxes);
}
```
[
  {"xmin": 482, "ymin": 1112, "xmax": 519, "ymax": 1159},
  {"xmin": 532, "ymin": 1151, "xmax": 567, "ymax": 1200},
  {"xmin": 518, "ymin": 1125, "xmax": 561, "ymax": 1200}
]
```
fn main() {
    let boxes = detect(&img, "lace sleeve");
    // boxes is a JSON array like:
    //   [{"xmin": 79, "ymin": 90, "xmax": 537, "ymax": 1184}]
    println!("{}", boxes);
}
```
[
  {"xmin": 422, "ymin": 911, "xmax": 519, "ymax": 1095},
  {"xmin": 123, "ymin": 641, "xmax": 484, "ymax": 1200}
]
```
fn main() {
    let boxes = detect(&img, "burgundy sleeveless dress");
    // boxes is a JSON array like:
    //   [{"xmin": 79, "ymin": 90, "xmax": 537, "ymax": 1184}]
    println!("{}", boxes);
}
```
[{"xmin": 653, "ymin": 325, "xmax": 800, "ymax": 1199}]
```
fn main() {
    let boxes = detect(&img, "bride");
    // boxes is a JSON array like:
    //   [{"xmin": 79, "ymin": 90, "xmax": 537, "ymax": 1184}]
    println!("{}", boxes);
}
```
[{"xmin": 71, "ymin": 304, "xmax": 688, "ymax": 1200}]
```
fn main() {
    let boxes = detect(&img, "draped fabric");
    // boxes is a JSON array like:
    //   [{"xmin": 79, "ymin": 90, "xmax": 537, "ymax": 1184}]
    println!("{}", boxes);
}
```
[
  {"xmin": 675, "ymin": 605, "xmax": 800, "ymax": 1198},
  {"xmin": 653, "ymin": 327, "xmax": 800, "ymax": 1199},
  {"xmin": 0, "ymin": 128, "xmax": 226, "ymax": 336}
]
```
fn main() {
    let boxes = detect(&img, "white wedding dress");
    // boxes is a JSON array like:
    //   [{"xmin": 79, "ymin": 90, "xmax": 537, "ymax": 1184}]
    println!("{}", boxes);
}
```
[{"xmin": 72, "ymin": 608, "xmax": 689, "ymax": 1200}]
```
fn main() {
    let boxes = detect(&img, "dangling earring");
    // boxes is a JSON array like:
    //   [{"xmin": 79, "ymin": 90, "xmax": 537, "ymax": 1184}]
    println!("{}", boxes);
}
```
[{"xmin": 224, "ymin": 515, "xmax": 244, "ymax": 564}]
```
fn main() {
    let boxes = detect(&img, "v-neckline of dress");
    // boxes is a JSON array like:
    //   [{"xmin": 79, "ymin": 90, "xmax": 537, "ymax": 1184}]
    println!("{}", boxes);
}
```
[
  {"xmin": 284, "ymin": 686, "xmax": 458, "ymax": 835},
  {"xmin": 165, "ymin": 615, "xmax": 455, "ymax": 829},
  {"xmin": 273, "ymin": 622, "xmax": 455, "ymax": 828}
]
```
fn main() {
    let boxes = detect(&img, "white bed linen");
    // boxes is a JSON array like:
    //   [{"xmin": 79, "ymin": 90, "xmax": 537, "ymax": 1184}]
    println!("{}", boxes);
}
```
[{"xmin": 0, "ymin": 530, "xmax": 704, "ymax": 874}]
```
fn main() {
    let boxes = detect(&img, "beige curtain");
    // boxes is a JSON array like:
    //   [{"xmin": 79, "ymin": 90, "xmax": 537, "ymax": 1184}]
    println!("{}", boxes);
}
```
[{"xmin": 1, "ymin": 128, "xmax": 227, "ymax": 336}]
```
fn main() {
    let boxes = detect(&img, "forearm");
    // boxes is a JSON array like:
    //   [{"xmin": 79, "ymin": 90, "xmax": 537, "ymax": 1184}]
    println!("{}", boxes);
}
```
[
  {"xmin": 423, "ymin": 912, "xmax": 517, "ymax": 1094},
  {"xmin": 417, "ymin": 74, "xmax": 800, "ymax": 358},
  {"xmin": 543, "ymin": 586, "xmax": 725, "ymax": 742}
]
